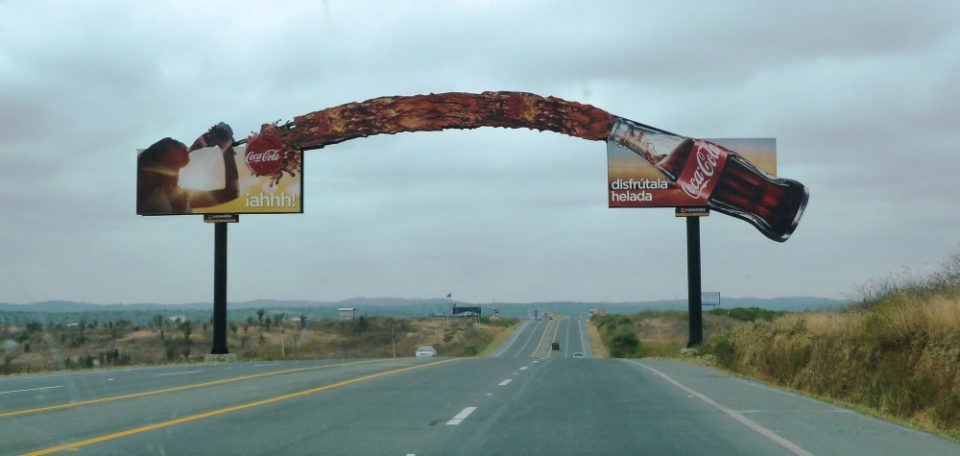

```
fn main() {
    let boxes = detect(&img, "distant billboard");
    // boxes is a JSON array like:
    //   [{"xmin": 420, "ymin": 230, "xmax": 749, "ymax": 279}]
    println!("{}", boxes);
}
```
[
  {"xmin": 608, "ymin": 138, "xmax": 776, "ymax": 208},
  {"xmin": 701, "ymin": 292, "xmax": 721, "ymax": 307},
  {"xmin": 452, "ymin": 306, "xmax": 482, "ymax": 316},
  {"xmin": 137, "ymin": 131, "xmax": 302, "ymax": 216}
]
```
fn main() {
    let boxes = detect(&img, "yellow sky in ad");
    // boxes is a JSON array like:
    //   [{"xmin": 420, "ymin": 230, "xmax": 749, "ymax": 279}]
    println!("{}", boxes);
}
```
[{"xmin": 178, "ymin": 146, "xmax": 303, "ymax": 214}]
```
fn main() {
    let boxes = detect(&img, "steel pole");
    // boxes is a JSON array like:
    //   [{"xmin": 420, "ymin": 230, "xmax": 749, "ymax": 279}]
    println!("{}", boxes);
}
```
[
  {"xmin": 686, "ymin": 216, "xmax": 703, "ymax": 347},
  {"xmin": 211, "ymin": 222, "xmax": 229, "ymax": 354}
]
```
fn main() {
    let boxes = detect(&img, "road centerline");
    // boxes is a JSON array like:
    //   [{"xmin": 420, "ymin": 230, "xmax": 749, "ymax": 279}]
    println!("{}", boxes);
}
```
[
  {"xmin": 446, "ymin": 406, "xmax": 477, "ymax": 426},
  {"xmin": 498, "ymin": 379, "xmax": 512, "ymax": 386},
  {"xmin": 0, "ymin": 359, "xmax": 386, "ymax": 419},
  {"xmin": 530, "ymin": 319, "xmax": 553, "ymax": 358},
  {"xmin": 21, "ymin": 358, "xmax": 463, "ymax": 456},
  {"xmin": 546, "ymin": 317, "xmax": 561, "ymax": 358},
  {"xmin": 625, "ymin": 360, "xmax": 814, "ymax": 456}
]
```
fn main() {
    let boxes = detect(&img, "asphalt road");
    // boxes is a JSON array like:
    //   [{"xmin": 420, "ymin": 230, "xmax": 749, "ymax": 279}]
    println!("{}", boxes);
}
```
[{"xmin": 1, "ymin": 317, "xmax": 957, "ymax": 455}]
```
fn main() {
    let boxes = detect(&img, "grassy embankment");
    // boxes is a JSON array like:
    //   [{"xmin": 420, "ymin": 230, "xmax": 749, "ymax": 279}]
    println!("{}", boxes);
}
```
[
  {"xmin": 698, "ymin": 264, "xmax": 960, "ymax": 436},
  {"xmin": 0, "ymin": 315, "xmax": 518, "ymax": 374},
  {"xmin": 589, "ymin": 252, "xmax": 960, "ymax": 437},
  {"xmin": 585, "ymin": 319, "xmax": 609, "ymax": 358}
]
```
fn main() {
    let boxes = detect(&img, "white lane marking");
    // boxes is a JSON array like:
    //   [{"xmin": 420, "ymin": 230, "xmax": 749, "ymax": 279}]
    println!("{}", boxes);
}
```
[
  {"xmin": 626, "ymin": 361, "xmax": 814, "ymax": 456},
  {"xmin": 486, "ymin": 393, "xmax": 493, "ymax": 397},
  {"xmin": 153, "ymin": 369, "xmax": 203, "ymax": 377},
  {"xmin": 519, "ymin": 366, "xmax": 528, "ymax": 371},
  {"xmin": 498, "ymin": 379, "xmax": 512, "ymax": 386},
  {"xmin": 492, "ymin": 320, "xmax": 532, "ymax": 357},
  {"xmin": 446, "ymin": 406, "xmax": 477, "ymax": 425},
  {"xmin": 513, "ymin": 320, "xmax": 541, "ymax": 358},
  {"xmin": 578, "ymin": 319, "xmax": 589, "ymax": 357},
  {"xmin": 254, "ymin": 363, "xmax": 280, "ymax": 367},
  {"xmin": 735, "ymin": 378, "xmax": 797, "ymax": 395},
  {"xmin": 0, "ymin": 385, "xmax": 63, "ymax": 395}
]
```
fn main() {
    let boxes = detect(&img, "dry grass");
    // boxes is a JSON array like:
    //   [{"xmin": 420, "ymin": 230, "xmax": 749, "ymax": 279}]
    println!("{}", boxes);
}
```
[
  {"xmin": 591, "ymin": 311, "xmax": 741, "ymax": 358},
  {"xmin": 0, "ymin": 317, "xmax": 517, "ymax": 375},
  {"xmin": 586, "ymin": 320, "xmax": 609, "ymax": 358},
  {"xmin": 701, "ymin": 284, "xmax": 960, "ymax": 436}
]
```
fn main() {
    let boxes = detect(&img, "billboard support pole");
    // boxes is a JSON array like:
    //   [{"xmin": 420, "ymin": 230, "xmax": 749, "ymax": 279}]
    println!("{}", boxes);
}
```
[
  {"xmin": 211, "ymin": 222, "xmax": 229, "ymax": 354},
  {"xmin": 686, "ymin": 216, "xmax": 703, "ymax": 347}
]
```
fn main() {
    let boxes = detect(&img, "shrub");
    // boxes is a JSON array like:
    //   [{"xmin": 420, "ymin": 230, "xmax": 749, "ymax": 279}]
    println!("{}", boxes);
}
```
[
  {"xmin": 610, "ymin": 331, "xmax": 642, "ymax": 358},
  {"xmin": 709, "ymin": 307, "xmax": 784, "ymax": 322}
]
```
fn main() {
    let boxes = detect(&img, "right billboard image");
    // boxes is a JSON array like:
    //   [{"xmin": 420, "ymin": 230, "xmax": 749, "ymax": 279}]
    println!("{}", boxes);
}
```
[{"xmin": 607, "ymin": 118, "xmax": 808, "ymax": 242}]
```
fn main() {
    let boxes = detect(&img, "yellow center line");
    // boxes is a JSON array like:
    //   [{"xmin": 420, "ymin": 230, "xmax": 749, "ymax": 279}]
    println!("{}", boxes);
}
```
[
  {"xmin": 21, "ymin": 358, "xmax": 463, "ymax": 456},
  {"xmin": 546, "ymin": 316, "xmax": 562, "ymax": 358},
  {"xmin": 0, "ymin": 359, "xmax": 386, "ymax": 419},
  {"xmin": 530, "ymin": 319, "xmax": 553, "ymax": 358}
]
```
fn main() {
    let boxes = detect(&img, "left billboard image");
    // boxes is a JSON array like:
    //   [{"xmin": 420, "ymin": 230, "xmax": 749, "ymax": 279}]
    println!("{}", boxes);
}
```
[{"xmin": 137, "ymin": 123, "xmax": 303, "ymax": 215}]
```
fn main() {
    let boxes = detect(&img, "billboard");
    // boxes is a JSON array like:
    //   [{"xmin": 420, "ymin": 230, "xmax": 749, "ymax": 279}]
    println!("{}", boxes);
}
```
[
  {"xmin": 137, "ymin": 131, "xmax": 302, "ymax": 216},
  {"xmin": 452, "ymin": 306, "xmax": 482, "ymax": 316},
  {"xmin": 608, "ymin": 137, "xmax": 777, "ymax": 208},
  {"xmin": 701, "ymin": 292, "xmax": 721, "ymax": 306}
]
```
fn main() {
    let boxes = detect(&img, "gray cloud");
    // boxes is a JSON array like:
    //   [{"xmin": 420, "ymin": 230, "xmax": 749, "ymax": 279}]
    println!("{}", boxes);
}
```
[{"xmin": 1, "ymin": 0, "xmax": 958, "ymax": 304}]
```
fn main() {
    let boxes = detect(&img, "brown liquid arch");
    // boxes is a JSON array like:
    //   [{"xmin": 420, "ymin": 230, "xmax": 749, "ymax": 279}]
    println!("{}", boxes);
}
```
[{"xmin": 259, "ymin": 91, "xmax": 616, "ymax": 150}]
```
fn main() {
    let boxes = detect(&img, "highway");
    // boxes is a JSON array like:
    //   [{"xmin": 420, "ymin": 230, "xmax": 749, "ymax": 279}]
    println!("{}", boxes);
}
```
[{"xmin": 1, "ymin": 317, "xmax": 957, "ymax": 455}]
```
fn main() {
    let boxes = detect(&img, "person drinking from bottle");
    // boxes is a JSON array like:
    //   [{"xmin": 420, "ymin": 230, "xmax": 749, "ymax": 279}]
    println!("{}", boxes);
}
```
[{"xmin": 137, "ymin": 123, "xmax": 240, "ymax": 215}]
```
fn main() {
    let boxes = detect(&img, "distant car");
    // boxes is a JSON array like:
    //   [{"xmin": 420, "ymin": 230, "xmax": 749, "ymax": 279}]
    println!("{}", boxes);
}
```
[
  {"xmin": 572, "ymin": 352, "xmax": 584, "ymax": 358},
  {"xmin": 415, "ymin": 346, "xmax": 437, "ymax": 358},
  {"xmin": 551, "ymin": 342, "xmax": 560, "ymax": 351}
]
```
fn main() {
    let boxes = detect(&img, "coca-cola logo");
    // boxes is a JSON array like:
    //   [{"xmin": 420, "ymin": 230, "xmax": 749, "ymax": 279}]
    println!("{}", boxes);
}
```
[
  {"xmin": 244, "ymin": 135, "xmax": 285, "ymax": 176},
  {"xmin": 679, "ymin": 140, "xmax": 725, "ymax": 201}
]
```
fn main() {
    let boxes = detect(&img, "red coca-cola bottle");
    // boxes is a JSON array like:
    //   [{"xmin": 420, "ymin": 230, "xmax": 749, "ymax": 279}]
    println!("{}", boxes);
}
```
[
  {"xmin": 656, "ymin": 138, "xmax": 808, "ymax": 242},
  {"xmin": 609, "ymin": 118, "xmax": 809, "ymax": 242}
]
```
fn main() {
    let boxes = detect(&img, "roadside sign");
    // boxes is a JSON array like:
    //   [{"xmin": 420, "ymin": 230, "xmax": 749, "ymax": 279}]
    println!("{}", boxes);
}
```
[{"xmin": 702, "ymin": 292, "xmax": 721, "ymax": 307}]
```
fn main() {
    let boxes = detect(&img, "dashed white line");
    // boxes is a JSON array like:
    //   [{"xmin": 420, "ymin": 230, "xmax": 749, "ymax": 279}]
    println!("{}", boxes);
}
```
[
  {"xmin": 498, "ymin": 379, "xmax": 512, "ymax": 386},
  {"xmin": 519, "ymin": 366, "xmax": 528, "ymax": 371},
  {"xmin": 446, "ymin": 406, "xmax": 477, "ymax": 426},
  {"xmin": 0, "ymin": 385, "xmax": 63, "ymax": 395},
  {"xmin": 153, "ymin": 370, "xmax": 203, "ymax": 377}
]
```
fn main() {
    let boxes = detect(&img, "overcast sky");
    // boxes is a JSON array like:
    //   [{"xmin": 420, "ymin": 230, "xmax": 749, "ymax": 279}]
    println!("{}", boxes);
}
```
[{"xmin": 1, "ymin": 0, "xmax": 958, "ymax": 305}]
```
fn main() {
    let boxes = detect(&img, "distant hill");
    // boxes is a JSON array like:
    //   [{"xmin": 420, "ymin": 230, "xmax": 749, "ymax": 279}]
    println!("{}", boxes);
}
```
[{"xmin": 0, "ymin": 296, "xmax": 847, "ymax": 319}]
